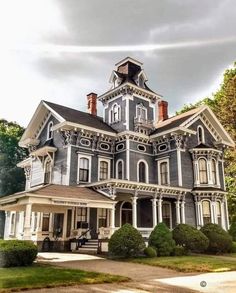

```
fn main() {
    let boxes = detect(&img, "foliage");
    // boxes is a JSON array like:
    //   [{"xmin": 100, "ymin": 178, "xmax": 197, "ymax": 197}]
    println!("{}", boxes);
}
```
[
  {"xmin": 130, "ymin": 255, "xmax": 236, "ymax": 272},
  {"xmin": 148, "ymin": 223, "xmax": 175, "ymax": 256},
  {"xmin": 0, "ymin": 240, "xmax": 38, "ymax": 267},
  {"xmin": 172, "ymin": 245, "xmax": 189, "ymax": 256},
  {"xmin": 200, "ymin": 223, "xmax": 233, "ymax": 254},
  {"xmin": 108, "ymin": 224, "xmax": 145, "ymax": 258},
  {"xmin": 230, "ymin": 242, "xmax": 236, "ymax": 253},
  {"xmin": 229, "ymin": 222, "xmax": 236, "ymax": 241},
  {"xmin": 173, "ymin": 224, "xmax": 209, "ymax": 253},
  {"xmin": 0, "ymin": 264, "xmax": 128, "ymax": 291},
  {"xmin": 0, "ymin": 119, "xmax": 27, "ymax": 238},
  {"xmin": 176, "ymin": 62, "xmax": 236, "ymax": 221},
  {"xmin": 144, "ymin": 246, "xmax": 157, "ymax": 258}
]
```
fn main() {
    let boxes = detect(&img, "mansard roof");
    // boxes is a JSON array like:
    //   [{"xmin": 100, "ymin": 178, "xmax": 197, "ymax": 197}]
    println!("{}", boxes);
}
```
[{"xmin": 43, "ymin": 101, "xmax": 116, "ymax": 133}]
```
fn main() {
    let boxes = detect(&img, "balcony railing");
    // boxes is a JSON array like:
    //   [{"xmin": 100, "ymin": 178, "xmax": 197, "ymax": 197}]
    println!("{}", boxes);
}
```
[{"xmin": 134, "ymin": 117, "xmax": 153, "ymax": 129}]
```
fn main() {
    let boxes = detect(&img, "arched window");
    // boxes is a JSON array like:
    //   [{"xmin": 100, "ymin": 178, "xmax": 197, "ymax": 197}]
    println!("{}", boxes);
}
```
[
  {"xmin": 202, "ymin": 200, "xmax": 211, "ymax": 225},
  {"xmin": 99, "ymin": 161, "xmax": 109, "ymax": 180},
  {"xmin": 136, "ymin": 103, "xmax": 147, "ymax": 120},
  {"xmin": 216, "ymin": 201, "xmax": 222, "ymax": 226},
  {"xmin": 44, "ymin": 158, "xmax": 52, "ymax": 184},
  {"xmin": 160, "ymin": 162, "xmax": 168, "ymax": 185},
  {"xmin": 121, "ymin": 202, "xmax": 132, "ymax": 225},
  {"xmin": 197, "ymin": 125, "xmax": 205, "ymax": 144},
  {"xmin": 110, "ymin": 103, "xmax": 120, "ymax": 123},
  {"xmin": 79, "ymin": 157, "xmax": 89, "ymax": 182},
  {"xmin": 138, "ymin": 161, "xmax": 146, "ymax": 183},
  {"xmin": 47, "ymin": 121, "xmax": 54, "ymax": 140},
  {"xmin": 211, "ymin": 159, "xmax": 217, "ymax": 185},
  {"xmin": 116, "ymin": 160, "xmax": 124, "ymax": 180},
  {"xmin": 199, "ymin": 158, "xmax": 208, "ymax": 184}
]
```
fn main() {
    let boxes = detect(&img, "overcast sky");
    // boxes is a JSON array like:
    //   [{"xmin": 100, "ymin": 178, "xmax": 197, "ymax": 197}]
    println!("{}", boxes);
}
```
[{"xmin": 0, "ymin": 0, "xmax": 236, "ymax": 127}]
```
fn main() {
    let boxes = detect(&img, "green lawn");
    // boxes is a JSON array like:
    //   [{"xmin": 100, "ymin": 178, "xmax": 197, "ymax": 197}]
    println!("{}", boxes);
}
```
[
  {"xmin": 129, "ymin": 255, "xmax": 236, "ymax": 273},
  {"xmin": 0, "ymin": 264, "xmax": 129, "ymax": 292}
]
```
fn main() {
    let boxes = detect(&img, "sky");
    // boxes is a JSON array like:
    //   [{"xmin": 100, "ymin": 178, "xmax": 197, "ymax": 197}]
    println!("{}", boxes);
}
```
[{"xmin": 0, "ymin": 0, "xmax": 235, "ymax": 127}]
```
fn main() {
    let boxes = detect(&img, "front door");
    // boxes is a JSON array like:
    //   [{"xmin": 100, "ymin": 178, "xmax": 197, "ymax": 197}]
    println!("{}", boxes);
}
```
[
  {"xmin": 53, "ymin": 213, "xmax": 64, "ymax": 238},
  {"xmin": 121, "ymin": 202, "xmax": 132, "ymax": 225},
  {"xmin": 89, "ymin": 208, "xmax": 98, "ymax": 239}
]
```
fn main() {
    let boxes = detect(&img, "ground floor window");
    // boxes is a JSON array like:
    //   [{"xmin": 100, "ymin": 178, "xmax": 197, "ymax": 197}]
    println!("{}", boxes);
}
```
[
  {"xmin": 42, "ymin": 213, "xmax": 50, "ymax": 232},
  {"xmin": 202, "ymin": 200, "xmax": 211, "ymax": 225},
  {"xmin": 77, "ymin": 207, "xmax": 87, "ymax": 228},
  {"xmin": 162, "ymin": 202, "xmax": 171, "ymax": 228},
  {"xmin": 121, "ymin": 202, "xmax": 132, "ymax": 226},
  {"xmin": 98, "ymin": 208, "xmax": 108, "ymax": 228}
]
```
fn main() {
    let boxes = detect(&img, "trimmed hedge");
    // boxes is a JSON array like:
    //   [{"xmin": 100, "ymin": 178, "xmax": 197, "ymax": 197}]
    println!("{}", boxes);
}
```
[
  {"xmin": 0, "ymin": 240, "xmax": 38, "ymax": 267},
  {"xmin": 144, "ymin": 246, "xmax": 157, "ymax": 258},
  {"xmin": 201, "ymin": 223, "xmax": 233, "ymax": 254},
  {"xmin": 229, "ymin": 222, "xmax": 236, "ymax": 241},
  {"xmin": 108, "ymin": 224, "xmax": 145, "ymax": 258},
  {"xmin": 148, "ymin": 223, "xmax": 175, "ymax": 256},
  {"xmin": 172, "ymin": 245, "xmax": 188, "ymax": 256},
  {"xmin": 173, "ymin": 224, "xmax": 209, "ymax": 253}
]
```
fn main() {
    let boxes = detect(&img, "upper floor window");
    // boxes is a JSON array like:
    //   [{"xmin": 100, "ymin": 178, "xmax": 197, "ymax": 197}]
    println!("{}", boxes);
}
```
[
  {"xmin": 116, "ymin": 160, "xmax": 124, "ymax": 180},
  {"xmin": 211, "ymin": 159, "xmax": 217, "ymax": 185},
  {"xmin": 110, "ymin": 103, "xmax": 121, "ymax": 123},
  {"xmin": 202, "ymin": 200, "xmax": 211, "ymax": 225},
  {"xmin": 47, "ymin": 121, "xmax": 54, "ymax": 140},
  {"xmin": 138, "ymin": 160, "xmax": 147, "ymax": 183},
  {"xmin": 44, "ymin": 158, "xmax": 52, "ymax": 184},
  {"xmin": 157, "ymin": 159, "xmax": 169, "ymax": 185},
  {"xmin": 79, "ymin": 157, "xmax": 89, "ymax": 182},
  {"xmin": 136, "ymin": 103, "xmax": 147, "ymax": 120},
  {"xmin": 99, "ymin": 160, "xmax": 109, "ymax": 181},
  {"xmin": 197, "ymin": 125, "xmax": 205, "ymax": 144},
  {"xmin": 199, "ymin": 158, "xmax": 208, "ymax": 184}
]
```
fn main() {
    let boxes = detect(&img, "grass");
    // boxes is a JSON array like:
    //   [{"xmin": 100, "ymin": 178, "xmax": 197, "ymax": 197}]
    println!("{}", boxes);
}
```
[
  {"xmin": 0, "ymin": 263, "xmax": 129, "ymax": 292},
  {"xmin": 128, "ymin": 255, "xmax": 236, "ymax": 273}
]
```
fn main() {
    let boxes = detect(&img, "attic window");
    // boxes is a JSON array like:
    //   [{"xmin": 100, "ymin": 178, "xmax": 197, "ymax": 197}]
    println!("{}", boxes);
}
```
[
  {"xmin": 47, "ymin": 121, "xmax": 53, "ymax": 140},
  {"xmin": 197, "ymin": 125, "xmax": 205, "ymax": 144}
]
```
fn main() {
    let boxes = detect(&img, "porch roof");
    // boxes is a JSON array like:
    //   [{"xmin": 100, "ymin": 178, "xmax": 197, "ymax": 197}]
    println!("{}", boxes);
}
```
[{"xmin": 0, "ymin": 184, "xmax": 115, "ymax": 212}]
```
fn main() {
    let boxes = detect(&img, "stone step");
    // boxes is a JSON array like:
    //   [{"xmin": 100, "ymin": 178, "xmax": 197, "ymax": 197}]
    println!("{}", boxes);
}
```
[{"xmin": 79, "ymin": 247, "xmax": 98, "ymax": 254}]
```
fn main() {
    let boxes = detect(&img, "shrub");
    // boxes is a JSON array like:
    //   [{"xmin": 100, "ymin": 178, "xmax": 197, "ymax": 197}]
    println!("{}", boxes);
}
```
[
  {"xmin": 144, "ymin": 246, "xmax": 157, "ymax": 258},
  {"xmin": 201, "ymin": 223, "xmax": 233, "ymax": 254},
  {"xmin": 0, "ymin": 240, "xmax": 38, "ymax": 267},
  {"xmin": 231, "ymin": 242, "xmax": 236, "ymax": 253},
  {"xmin": 229, "ymin": 222, "xmax": 236, "ymax": 241},
  {"xmin": 108, "ymin": 224, "xmax": 145, "ymax": 258},
  {"xmin": 173, "ymin": 224, "xmax": 209, "ymax": 253},
  {"xmin": 148, "ymin": 223, "xmax": 175, "ymax": 256},
  {"xmin": 172, "ymin": 245, "xmax": 188, "ymax": 256}
]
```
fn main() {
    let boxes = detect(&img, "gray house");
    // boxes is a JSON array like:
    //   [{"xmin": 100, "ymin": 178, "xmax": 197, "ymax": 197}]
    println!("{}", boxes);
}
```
[{"xmin": 0, "ymin": 57, "xmax": 234, "ymax": 252}]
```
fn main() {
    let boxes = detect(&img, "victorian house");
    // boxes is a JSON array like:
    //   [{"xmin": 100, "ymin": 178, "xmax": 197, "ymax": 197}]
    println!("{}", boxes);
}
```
[{"xmin": 0, "ymin": 57, "xmax": 234, "ymax": 252}]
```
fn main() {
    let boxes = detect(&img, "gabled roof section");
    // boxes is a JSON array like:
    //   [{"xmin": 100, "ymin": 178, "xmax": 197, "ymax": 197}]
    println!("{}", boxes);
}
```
[
  {"xmin": 151, "ymin": 105, "xmax": 235, "ymax": 147},
  {"xmin": 44, "ymin": 101, "xmax": 116, "ymax": 133}
]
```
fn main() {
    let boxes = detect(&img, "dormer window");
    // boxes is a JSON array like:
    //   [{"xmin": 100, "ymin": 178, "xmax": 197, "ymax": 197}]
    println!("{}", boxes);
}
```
[
  {"xmin": 109, "ymin": 103, "xmax": 121, "ymax": 124},
  {"xmin": 47, "ymin": 121, "xmax": 53, "ymax": 140},
  {"xmin": 197, "ymin": 125, "xmax": 205, "ymax": 144}
]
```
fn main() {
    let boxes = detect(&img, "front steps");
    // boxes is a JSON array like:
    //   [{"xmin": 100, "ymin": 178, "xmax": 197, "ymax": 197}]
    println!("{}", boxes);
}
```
[{"xmin": 77, "ymin": 239, "xmax": 98, "ymax": 254}]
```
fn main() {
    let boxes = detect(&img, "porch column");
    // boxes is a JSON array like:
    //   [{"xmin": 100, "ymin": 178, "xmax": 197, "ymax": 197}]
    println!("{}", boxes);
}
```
[
  {"xmin": 110, "ymin": 204, "xmax": 115, "ymax": 229},
  {"xmin": 175, "ymin": 199, "xmax": 181, "ymax": 225},
  {"xmin": 23, "ymin": 203, "xmax": 32, "ymax": 240},
  {"xmin": 71, "ymin": 207, "xmax": 75, "ymax": 231},
  {"xmin": 132, "ymin": 196, "xmax": 138, "ymax": 228},
  {"xmin": 181, "ymin": 200, "xmax": 186, "ymax": 224},
  {"xmin": 158, "ymin": 197, "xmax": 163, "ymax": 223},
  {"xmin": 151, "ymin": 197, "xmax": 157, "ymax": 227},
  {"xmin": 36, "ymin": 212, "xmax": 41, "ymax": 231},
  {"xmin": 224, "ymin": 195, "xmax": 230, "ymax": 230}
]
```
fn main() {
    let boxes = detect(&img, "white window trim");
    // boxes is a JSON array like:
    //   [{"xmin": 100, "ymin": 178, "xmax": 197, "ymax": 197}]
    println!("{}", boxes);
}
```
[
  {"xmin": 197, "ymin": 125, "xmax": 205, "ymax": 144},
  {"xmin": 120, "ymin": 201, "xmax": 132, "ymax": 227},
  {"xmin": 136, "ymin": 103, "xmax": 147, "ymax": 120},
  {"xmin": 201, "ymin": 199, "xmax": 214, "ymax": 225},
  {"xmin": 98, "ymin": 157, "xmax": 111, "ymax": 181},
  {"xmin": 47, "ymin": 121, "xmax": 54, "ymax": 140},
  {"xmin": 157, "ymin": 158, "xmax": 170, "ymax": 185},
  {"xmin": 137, "ymin": 159, "xmax": 149, "ymax": 183},
  {"xmin": 109, "ymin": 103, "xmax": 121, "ymax": 124},
  {"xmin": 77, "ymin": 154, "xmax": 92, "ymax": 184},
  {"xmin": 116, "ymin": 159, "xmax": 124, "ymax": 180},
  {"xmin": 195, "ymin": 156, "xmax": 220, "ymax": 187},
  {"xmin": 197, "ymin": 157, "xmax": 209, "ymax": 185},
  {"xmin": 162, "ymin": 201, "xmax": 172, "ymax": 229}
]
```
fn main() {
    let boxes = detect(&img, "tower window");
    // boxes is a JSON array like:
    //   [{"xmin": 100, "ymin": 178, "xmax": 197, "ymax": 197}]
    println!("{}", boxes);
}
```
[
  {"xmin": 197, "ymin": 125, "xmax": 205, "ymax": 144},
  {"xmin": 110, "ymin": 103, "xmax": 121, "ymax": 123},
  {"xmin": 47, "ymin": 121, "xmax": 53, "ymax": 140},
  {"xmin": 138, "ymin": 161, "xmax": 147, "ymax": 183},
  {"xmin": 136, "ymin": 103, "xmax": 147, "ymax": 120}
]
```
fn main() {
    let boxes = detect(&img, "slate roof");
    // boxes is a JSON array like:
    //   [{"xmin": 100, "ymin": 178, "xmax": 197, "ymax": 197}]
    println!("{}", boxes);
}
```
[
  {"xmin": 43, "ymin": 101, "xmax": 116, "ymax": 133},
  {"xmin": 151, "ymin": 107, "xmax": 200, "ymax": 135}
]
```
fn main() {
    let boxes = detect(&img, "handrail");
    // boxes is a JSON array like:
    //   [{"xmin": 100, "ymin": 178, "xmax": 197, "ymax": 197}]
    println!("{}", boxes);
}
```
[{"xmin": 78, "ymin": 228, "xmax": 91, "ymax": 239}]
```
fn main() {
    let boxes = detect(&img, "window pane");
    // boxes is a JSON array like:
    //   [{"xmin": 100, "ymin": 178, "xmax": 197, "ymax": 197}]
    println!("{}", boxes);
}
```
[
  {"xmin": 212, "ymin": 160, "xmax": 217, "ymax": 185},
  {"xmin": 100, "ymin": 161, "xmax": 108, "ymax": 180},
  {"xmin": 202, "ymin": 201, "xmax": 211, "ymax": 225},
  {"xmin": 162, "ymin": 203, "xmax": 171, "ymax": 228},
  {"xmin": 199, "ymin": 159, "xmax": 208, "ymax": 184},
  {"xmin": 42, "ymin": 213, "xmax": 50, "ymax": 231},
  {"xmin": 160, "ymin": 162, "xmax": 168, "ymax": 185},
  {"xmin": 79, "ymin": 158, "xmax": 89, "ymax": 182},
  {"xmin": 139, "ymin": 162, "xmax": 146, "ymax": 182},
  {"xmin": 118, "ymin": 161, "xmax": 123, "ymax": 179}
]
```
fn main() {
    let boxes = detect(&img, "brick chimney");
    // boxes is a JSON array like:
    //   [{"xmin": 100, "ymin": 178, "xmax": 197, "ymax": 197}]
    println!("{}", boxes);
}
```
[
  {"xmin": 158, "ymin": 100, "xmax": 168, "ymax": 122},
  {"xmin": 87, "ymin": 93, "xmax": 97, "ymax": 115}
]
